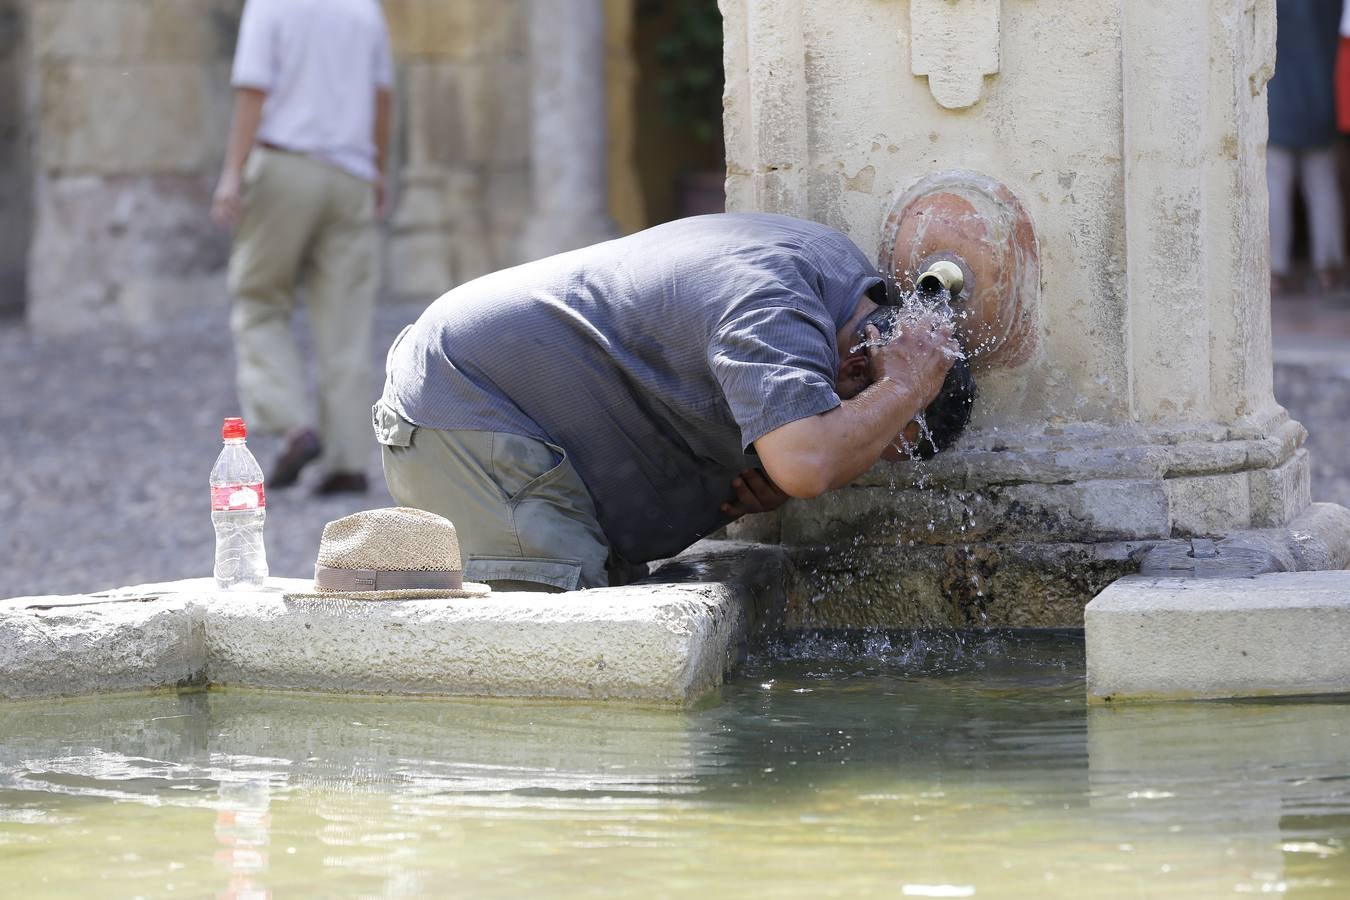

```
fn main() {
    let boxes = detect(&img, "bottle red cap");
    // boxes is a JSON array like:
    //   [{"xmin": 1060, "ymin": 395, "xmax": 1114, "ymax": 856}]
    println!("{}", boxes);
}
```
[{"xmin": 222, "ymin": 417, "xmax": 247, "ymax": 440}]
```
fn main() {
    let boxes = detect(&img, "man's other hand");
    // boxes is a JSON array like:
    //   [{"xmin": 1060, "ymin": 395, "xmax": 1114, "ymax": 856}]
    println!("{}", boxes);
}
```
[
  {"xmin": 721, "ymin": 467, "xmax": 791, "ymax": 519},
  {"xmin": 211, "ymin": 170, "xmax": 244, "ymax": 228},
  {"xmin": 865, "ymin": 311, "xmax": 958, "ymax": 410},
  {"xmin": 375, "ymin": 174, "xmax": 390, "ymax": 221}
]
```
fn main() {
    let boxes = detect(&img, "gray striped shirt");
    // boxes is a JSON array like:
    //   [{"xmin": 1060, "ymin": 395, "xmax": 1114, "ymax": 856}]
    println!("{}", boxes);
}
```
[{"xmin": 383, "ymin": 213, "xmax": 883, "ymax": 562}]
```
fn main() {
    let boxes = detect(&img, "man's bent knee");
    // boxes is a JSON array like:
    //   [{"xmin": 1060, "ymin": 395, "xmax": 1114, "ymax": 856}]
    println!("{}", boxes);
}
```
[{"xmin": 375, "ymin": 407, "xmax": 611, "ymax": 592}]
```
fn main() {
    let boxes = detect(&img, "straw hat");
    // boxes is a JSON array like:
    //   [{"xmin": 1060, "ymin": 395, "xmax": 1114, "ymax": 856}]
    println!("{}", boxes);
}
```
[{"xmin": 284, "ymin": 507, "xmax": 489, "ymax": 600}]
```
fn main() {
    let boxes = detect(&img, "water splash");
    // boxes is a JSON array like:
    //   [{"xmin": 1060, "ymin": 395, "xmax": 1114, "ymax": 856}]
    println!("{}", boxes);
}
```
[
  {"xmin": 851, "ymin": 275, "xmax": 971, "ymax": 461},
  {"xmin": 802, "ymin": 271, "xmax": 990, "ymax": 626},
  {"xmin": 849, "ymin": 281, "xmax": 967, "ymax": 361}
]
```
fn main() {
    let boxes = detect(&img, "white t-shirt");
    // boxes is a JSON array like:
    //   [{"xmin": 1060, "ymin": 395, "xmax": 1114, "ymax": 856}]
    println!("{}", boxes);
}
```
[
  {"xmin": 231, "ymin": 0, "xmax": 394, "ymax": 182},
  {"xmin": 1342, "ymin": 0, "xmax": 1350, "ymax": 37}
]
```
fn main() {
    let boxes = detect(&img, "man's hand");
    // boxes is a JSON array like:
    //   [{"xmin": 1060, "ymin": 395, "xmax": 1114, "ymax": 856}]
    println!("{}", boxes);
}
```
[
  {"xmin": 721, "ymin": 467, "xmax": 791, "ymax": 519},
  {"xmin": 864, "ymin": 310, "xmax": 959, "ymax": 411},
  {"xmin": 755, "ymin": 308, "xmax": 962, "ymax": 499},
  {"xmin": 211, "ymin": 169, "xmax": 244, "ymax": 228},
  {"xmin": 374, "ymin": 174, "xmax": 390, "ymax": 221},
  {"xmin": 212, "ymin": 87, "xmax": 266, "ymax": 230}
]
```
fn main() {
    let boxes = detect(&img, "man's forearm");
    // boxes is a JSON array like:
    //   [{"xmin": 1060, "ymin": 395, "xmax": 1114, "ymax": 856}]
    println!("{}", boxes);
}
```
[
  {"xmin": 754, "ymin": 378, "xmax": 929, "ymax": 499},
  {"xmin": 222, "ymin": 88, "xmax": 266, "ymax": 177}
]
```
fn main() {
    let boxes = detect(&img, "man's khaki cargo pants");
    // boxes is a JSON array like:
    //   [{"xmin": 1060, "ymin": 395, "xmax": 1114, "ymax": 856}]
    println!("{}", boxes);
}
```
[{"xmin": 374, "ymin": 400, "xmax": 617, "ymax": 592}]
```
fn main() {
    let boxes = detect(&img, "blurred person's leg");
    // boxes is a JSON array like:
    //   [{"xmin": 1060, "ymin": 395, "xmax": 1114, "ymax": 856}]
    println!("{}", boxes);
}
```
[
  {"xmin": 228, "ymin": 149, "xmax": 326, "ymax": 437},
  {"xmin": 229, "ymin": 149, "xmax": 331, "ymax": 487},
  {"xmin": 304, "ymin": 165, "xmax": 378, "ymax": 492},
  {"xmin": 1300, "ymin": 144, "xmax": 1346, "ymax": 289},
  {"xmin": 1268, "ymin": 144, "xmax": 1297, "ymax": 294}
]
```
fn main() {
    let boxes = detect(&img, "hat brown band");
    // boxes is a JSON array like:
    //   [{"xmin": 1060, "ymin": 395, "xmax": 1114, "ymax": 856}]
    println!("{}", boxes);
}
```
[{"xmin": 314, "ymin": 564, "xmax": 464, "ymax": 593}]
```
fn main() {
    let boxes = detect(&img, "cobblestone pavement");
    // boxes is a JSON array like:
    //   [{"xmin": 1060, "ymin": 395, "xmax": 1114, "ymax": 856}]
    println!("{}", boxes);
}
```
[
  {"xmin": 1272, "ymin": 292, "xmax": 1350, "ymax": 510},
  {"xmin": 3, "ymin": 299, "xmax": 1350, "ymax": 600},
  {"xmin": 1276, "ymin": 353, "xmax": 1350, "ymax": 510},
  {"xmin": 1, "ymin": 304, "xmax": 424, "ymax": 599}
]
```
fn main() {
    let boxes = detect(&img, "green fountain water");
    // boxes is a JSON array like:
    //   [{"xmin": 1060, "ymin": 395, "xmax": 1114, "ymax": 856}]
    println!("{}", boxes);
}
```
[{"xmin": 2, "ymin": 633, "xmax": 1347, "ymax": 897}]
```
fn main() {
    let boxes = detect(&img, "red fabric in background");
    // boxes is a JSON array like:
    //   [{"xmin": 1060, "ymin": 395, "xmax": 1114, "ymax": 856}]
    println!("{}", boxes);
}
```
[{"xmin": 1337, "ymin": 37, "xmax": 1350, "ymax": 131}]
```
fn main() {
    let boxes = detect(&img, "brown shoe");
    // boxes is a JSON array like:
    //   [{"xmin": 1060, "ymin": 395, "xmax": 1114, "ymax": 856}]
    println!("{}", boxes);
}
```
[
  {"xmin": 1317, "ymin": 267, "xmax": 1346, "ymax": 295},
  {"xmin": 270, "ymin": 428, "xmax": 322, "ymax": 489},
  {"xmin": 314, "ymin": 471, "xmax": 368, "ymax": 495}
]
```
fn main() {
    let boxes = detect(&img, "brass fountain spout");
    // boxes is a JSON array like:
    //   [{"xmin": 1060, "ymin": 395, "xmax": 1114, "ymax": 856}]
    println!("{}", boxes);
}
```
[{"xmin": 915, "ymin": 259, "xmax": 966, "ymax": 303}]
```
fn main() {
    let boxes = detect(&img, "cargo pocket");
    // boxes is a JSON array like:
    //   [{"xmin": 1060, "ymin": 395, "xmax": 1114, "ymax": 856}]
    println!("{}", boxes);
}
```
[
  {"xmin": 466, "ymin": 556, "xmax": 584, "ymax": 591},
  {"xmin": 487, "ymin": 432, "xmax": 611, "ymax": 590},
  {"xmin": 373, "ymin": 400, "xmax": 415, "ymax": 448},
  {"xmin": 488, "ymin": 433, "xmax": 569, "ymax": 502}
]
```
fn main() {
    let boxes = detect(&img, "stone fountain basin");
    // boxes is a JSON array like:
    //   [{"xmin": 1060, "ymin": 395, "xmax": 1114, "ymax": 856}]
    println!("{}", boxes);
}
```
[
  {"xmin": 0, "ymin": 542, "xmax": 784, "ymax": 707},
  {"xmin": 6, "ymin": 538, "xmax": 1350, "ymax": 706}
]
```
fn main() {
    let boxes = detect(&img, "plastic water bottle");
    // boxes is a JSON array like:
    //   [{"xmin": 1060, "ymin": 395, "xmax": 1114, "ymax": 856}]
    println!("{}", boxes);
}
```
[{"xmin": 211, "ymin": 417, "xmax": 268, "ymax": 589}]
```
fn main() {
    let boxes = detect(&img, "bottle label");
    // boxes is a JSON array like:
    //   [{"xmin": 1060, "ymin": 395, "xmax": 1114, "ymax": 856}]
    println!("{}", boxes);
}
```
[{"xmin": 212, "ymin": 482, "xmax": 266, "ymax": 511}]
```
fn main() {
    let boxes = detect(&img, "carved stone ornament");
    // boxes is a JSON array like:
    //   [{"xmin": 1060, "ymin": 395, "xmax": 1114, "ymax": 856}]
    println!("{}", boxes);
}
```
[{"xmin": 909, "ymin": 0, "xmax": 1001, "ymax": 110}]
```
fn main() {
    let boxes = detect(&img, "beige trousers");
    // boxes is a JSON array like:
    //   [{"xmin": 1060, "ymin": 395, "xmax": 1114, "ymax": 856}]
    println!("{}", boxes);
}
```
[
  {"xmin": 227, "ymin": 148, "xmax": 377, "ymax": 473},
  {"xmin": 1267, "ymin": 144, "xmax": 1346, "ymax": 276}
]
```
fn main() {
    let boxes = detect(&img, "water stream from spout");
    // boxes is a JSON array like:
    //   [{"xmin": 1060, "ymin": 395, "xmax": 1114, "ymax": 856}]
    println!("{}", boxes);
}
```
[
  {"xmin": 805, "ymin": 271, "xmax": 990, "ymax": 632},
  {"xmin": 849, "ymin": 270, "xmax": 970, "ymax": 461}
]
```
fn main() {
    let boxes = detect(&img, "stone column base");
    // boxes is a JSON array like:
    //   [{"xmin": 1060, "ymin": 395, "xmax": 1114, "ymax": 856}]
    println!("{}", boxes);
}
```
[
  {"xmin": 770, "ymin": 503, "xmax": 1350, "ymax": 630},
  {"xmin": 730, "ymin": 415, "xmax": 1350, "ymax": 628}
]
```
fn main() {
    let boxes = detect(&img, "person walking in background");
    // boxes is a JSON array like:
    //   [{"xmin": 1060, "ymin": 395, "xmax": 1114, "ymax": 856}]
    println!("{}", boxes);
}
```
[
  {"xmin": 211, "ymin": 0, "xmax": 394, "ymax": 495},
  {"xmin": 1268, "ymin": 0, "xmax": 1345, "ymax": 297}
]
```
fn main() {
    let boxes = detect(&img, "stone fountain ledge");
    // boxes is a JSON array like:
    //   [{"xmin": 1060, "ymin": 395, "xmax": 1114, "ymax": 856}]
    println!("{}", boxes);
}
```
[
  {"xmin": 1086, "ymin": 569, "xmax": 1350, "ymax": 703},
  {"xmin": 0, "ymin": 542, "xmax": 784, "ymax": 706}
]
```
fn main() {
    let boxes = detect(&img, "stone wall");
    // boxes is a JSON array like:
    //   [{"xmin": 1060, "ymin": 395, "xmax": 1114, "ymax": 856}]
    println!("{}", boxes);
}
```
[
  {"xmin": 604, "ymin": 0, "xmax": 643, "ymax": 235},
  {"xmin": 0, "ymin": 0, "xmax": 29, "ymax": 318},
  {"xmin": 22, "ymin": 0, "xmax": 645, "ymax": 327},
  {"xmin": 383, "ymin": 0, "xmax": 529, "ymax": 301},
  {"xmin": 724, "ymin": 0, "xmax": 1283, "ymax": 436},
  {"xmin": 25, "ymin": 0, "xmax": 239, "ymax": 333},
  {"xmin": 722, "ymin": 0, "xmax": 1286, "ymax": 442},
  {"xmin": 383, "ymin": 0, "xmax": 641, "ymax": 304}
]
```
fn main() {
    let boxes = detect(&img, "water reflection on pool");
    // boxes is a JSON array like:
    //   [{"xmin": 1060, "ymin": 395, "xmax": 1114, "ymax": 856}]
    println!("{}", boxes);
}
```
[{"xmin": 2, "ymin": 632, "xmax": 1348, "ymax": 897}]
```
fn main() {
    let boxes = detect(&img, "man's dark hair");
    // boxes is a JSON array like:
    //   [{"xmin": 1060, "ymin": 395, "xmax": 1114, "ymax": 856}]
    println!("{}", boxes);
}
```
[
  {"xmin": 855, "ymin": 306, "xmax": 977, "ymax": 459},
  {"xmin": 918, "ymin": 357, "xmax": 976, "ymax": 459}
]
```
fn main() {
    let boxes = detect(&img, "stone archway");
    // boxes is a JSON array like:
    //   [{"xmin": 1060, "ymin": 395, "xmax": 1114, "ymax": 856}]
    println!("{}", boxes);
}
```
[{"xmin": 0, "ymin": 0, "xmax": 29, "ymax": 319}]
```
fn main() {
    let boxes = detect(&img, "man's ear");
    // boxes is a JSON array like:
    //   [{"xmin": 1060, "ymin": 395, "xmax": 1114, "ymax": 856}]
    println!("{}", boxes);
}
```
[
  {"xmin": 839, "ymin": 354, "xmax": 868, "ymax": 381},
  {"xmin": 835, "ymin": 353, "xmax": 871, "ymax": 399}
]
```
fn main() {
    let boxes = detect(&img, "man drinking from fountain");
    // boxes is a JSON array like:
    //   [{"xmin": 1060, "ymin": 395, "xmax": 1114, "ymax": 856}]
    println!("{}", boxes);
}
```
[{"xmin": 374, "ymin": 213, "xmax": 975, "ymax": 592}]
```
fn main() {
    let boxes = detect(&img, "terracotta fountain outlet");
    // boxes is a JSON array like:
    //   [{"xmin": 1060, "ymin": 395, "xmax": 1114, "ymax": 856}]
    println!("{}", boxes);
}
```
[{"xmin": 880, "ymin": 171, "xmax": 1040, "ymax": 369}]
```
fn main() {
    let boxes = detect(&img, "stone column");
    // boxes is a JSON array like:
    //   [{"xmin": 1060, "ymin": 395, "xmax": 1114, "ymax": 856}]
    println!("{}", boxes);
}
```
[
  {"xmin": 519, "ymin": 0, "xmax": 617, "ymax": 260},
  {"xmin": 0, "ymin": 0, "xmax": 30, "ymax": 318},
  {"xmin": 383, "ymin": 0, "xmax": 534, "ymax": 302},
  {"xmin": 25, "ymin": 0, "xmax": 236, "ymax": 334},
  {"xmin": 722, "ymin": 0, "xmax": 1350, "ymax": 628}
]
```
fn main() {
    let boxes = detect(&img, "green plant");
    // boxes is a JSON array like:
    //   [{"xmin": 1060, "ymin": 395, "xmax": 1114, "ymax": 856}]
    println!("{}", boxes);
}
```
[{"xmin": 640, "ymin": 0, "xmax": 724, "ymax": 143}]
